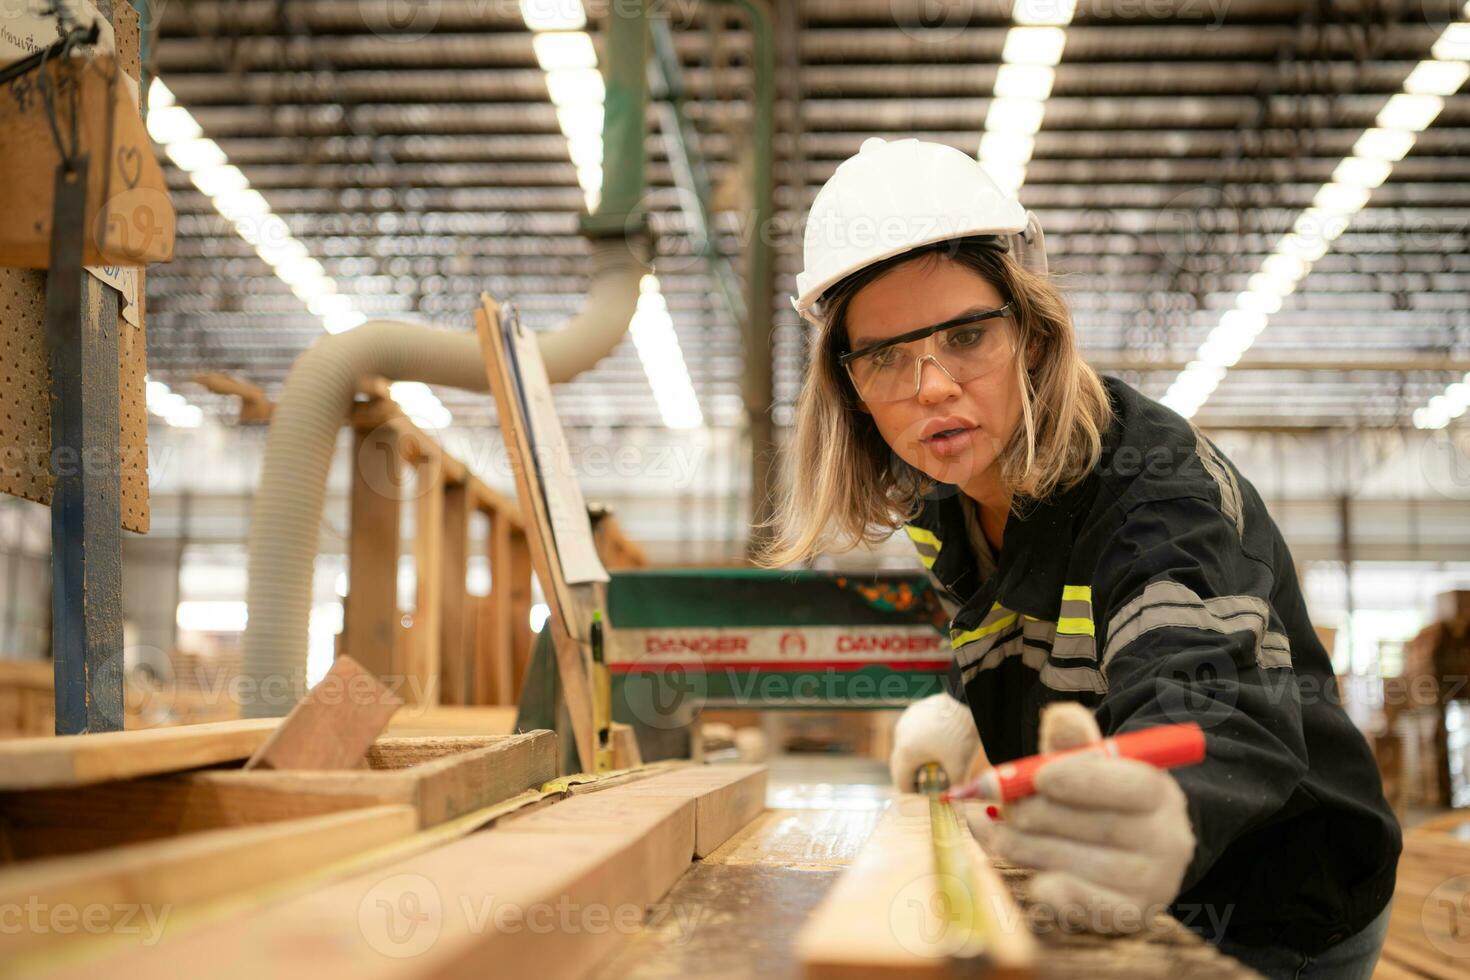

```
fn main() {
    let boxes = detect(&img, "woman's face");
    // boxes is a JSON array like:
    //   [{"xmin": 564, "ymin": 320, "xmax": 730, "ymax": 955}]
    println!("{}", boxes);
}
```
[{"xmin": 843, "ymin": 255, "xmax": 1026, "ymax": 499}]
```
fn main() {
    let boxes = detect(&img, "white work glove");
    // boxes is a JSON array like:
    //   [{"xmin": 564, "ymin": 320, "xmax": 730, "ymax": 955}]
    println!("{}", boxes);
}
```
[
  {"xmin": 989, "ymin": 703, "xmax": 1196, "ymax": 935},
  {"xmin": 889, "ymin": 693, "xmax": 988, "ymax": 792}
]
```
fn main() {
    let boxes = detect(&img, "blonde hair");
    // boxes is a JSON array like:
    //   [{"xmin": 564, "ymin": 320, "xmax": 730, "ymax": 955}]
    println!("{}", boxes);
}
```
[{"xmin": 757, "ymin": 237, "xmax": 1112, "ymax": 567}]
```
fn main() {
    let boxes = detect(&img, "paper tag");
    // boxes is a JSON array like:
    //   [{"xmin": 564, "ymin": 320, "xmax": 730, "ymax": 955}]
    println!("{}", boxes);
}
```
[
  {"xmin": 85, "ymin": 264, "xmax": 140, "ymax": 326},
  {"xmin": 0, "ymin": 0, "xmax": 114, "ymax": 65}
]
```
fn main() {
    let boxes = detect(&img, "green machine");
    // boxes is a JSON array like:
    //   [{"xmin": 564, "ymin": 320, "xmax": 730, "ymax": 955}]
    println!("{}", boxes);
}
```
[{"xmin": 517, "ymin": 568, "xmax": 951, "ymax": 767}]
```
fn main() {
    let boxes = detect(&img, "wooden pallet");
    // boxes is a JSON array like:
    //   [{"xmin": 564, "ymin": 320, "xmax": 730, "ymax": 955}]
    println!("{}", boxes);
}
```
[{"xmin": 1379, "ymin": 811, "xmax": 1470, "ymax": 979}]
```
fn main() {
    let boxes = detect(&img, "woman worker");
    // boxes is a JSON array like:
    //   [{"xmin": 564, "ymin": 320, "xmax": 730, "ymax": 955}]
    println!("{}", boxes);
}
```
[{"xmin": 761, "ymin": 137, "xmax": 1400, "ymax": 979}]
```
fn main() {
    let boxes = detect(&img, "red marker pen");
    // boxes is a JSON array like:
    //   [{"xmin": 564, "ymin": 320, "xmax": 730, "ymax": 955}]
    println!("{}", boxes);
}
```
[{"xmin": 942, "ymin": 722, "xmax": 1206, "ymax": 804}]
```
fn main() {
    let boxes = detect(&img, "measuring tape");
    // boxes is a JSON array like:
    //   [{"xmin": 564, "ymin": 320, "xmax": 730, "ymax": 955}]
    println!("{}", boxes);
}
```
[
  {"xmin": 913, "ymin": 761, "xmax": 994, "ymax": 963},
  {"xmin": 928, "ymin": 796, "xmax": 994, "ymax": 961}
]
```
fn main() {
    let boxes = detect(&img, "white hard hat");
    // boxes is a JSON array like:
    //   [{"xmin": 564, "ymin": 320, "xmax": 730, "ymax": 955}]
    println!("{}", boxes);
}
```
[{"xmin": 792, "ymin": 137, "xmax": 1048, "ymax": 325}]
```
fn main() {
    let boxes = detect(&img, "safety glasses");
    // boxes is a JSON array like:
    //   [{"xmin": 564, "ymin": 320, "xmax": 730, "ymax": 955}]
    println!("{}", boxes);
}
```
[{"xmin": 838, "ymin": 303, "xmax": 1015, "ymax": 403}]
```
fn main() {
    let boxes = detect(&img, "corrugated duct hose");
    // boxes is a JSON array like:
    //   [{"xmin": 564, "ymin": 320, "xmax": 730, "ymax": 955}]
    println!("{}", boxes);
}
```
[{"xmin": 239, "ymin": 234, "xmax": 650, "ymax": 715}]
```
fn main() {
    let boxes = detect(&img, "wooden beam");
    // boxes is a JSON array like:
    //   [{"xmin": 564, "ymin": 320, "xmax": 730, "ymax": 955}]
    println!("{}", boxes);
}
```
[
  {"xmin": 500, "ymin": 789, "xmax": 696, "ymax": 903},
  {"xmin": 484, "ymin": 513, "xmax": 517, "ymax": 704},
  {"xmin": 344, "ymin": 423, "xmax": 404, "ymax": 681},
  {"xmin": 0, "ymin": 805, "xmax": 416, "ymax": 961},
  {"xmin": 0, "ymin": 732, "xmax": 557, "ymax": 859},
  {"xmin": 0, "ymin": 719, "xmax": 278, "ymax": 791},
  {"xmin": 796, "ymin": 794, "xmax": 1036, "ymax": 978},
  {"xmin": 244, "ymin": 655, "xmax": 402, "ymax": 771},
  {"xmin": 439, "ymin": 481, "xmax": 473, "ymax": 705},
  {"xmin": 386, "ymin": 705, "xmax": 516, "ymax": 737},
  {"xmin": 616, "ymin": 764, "xmax": 765, "ymax": 858},
  {"xmin": 508, "ymin": 526, "xmax": 534, "ymax": 702},
  {"xmin": 410, "ymin": 459, "xmax": 445, "ymax": 706},
  {"xmin": 609, "ymin": 722, "xmax": 643, "ymax": 771},
  {"xmin": 52, "ymin": 762, "xmax": 754, "ymax": 979}
]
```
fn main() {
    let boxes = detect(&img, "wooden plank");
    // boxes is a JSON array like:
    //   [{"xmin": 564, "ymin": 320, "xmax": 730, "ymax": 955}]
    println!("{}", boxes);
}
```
[
  {"xmin": 617, "ymin": 764, "xmax": 766, "ymax": 858},
  {"xmin": 45, "ymin": 765, "xmax": 733, "ymax": 979},
  {"xmin": 411, "ymin": 461, "xmax": 445, "ymax": 706},
  {"xmin": 344, "ymin": 423, "xmax": 404, "ymax": 681},
  {"xmin": 386, "ymin": 705, "xmax": 515, "ymax": 737},
  {"xmin": 475, "ymin": 295, "xmax": 594, "ymax": 772},
  {"xmin": 0, "ymin": 805, "xmax": 416, "ymax": 961},
  {"xmin": 501, "ymin": 789, "xmax": 696, "ymax": 903},
  {"xmin": 796, "ymin": 794, "xmax": 1036, "ymax": 978},
  {"xmin": 244, "ymin": 655, "xmax": 402, "ymax": 771},
  {"xmin": 0, "ymin": 718, "xmax": 277, "ymax": 790},
  {"xmin": 0, "ymin": 732, "xmax": 556, "ymax": 859},
  {"xmin": 508, "ymin": 527, "xmax": 535, "ymax": 699},
  {"xmin": 439, "ymin": 482, "xmax": 473, "ymax": 705},
  {"xmin": 610, "ymin": 722, "xmax": 643, "ymax": 770},
  {"xmin": 485, "ymin": 513, "xmax": 517, "ymax": 704}
]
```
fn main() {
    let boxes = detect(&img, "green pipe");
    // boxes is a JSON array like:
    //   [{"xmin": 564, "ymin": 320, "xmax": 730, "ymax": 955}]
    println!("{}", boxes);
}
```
[
  {"xmin": 583, "ymin": 0, "xmax": 650, "ymax": 237},
  {"xmin": 699, "ymin": 0, "xmax": 776, "ymax": 551}
]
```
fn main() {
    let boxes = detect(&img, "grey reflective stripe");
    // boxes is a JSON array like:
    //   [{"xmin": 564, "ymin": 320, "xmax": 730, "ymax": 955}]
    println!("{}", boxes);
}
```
[
  {"xmin": 1103, "ymin": 580, "xmax": 1292, "ymax": 671},
  {"xmin": 1052, "ymin": 633, "xmax": 1098, "ymax": 661},
  {"xmin": 1040, "ymin": 659, "xmax": 1109, "ymax": 693},
  {"xmin": 1058, "ymin": 598, "xmax": 1092, "ymax": 622},
  {"xmin": 1194, "ymin": 427, "xmax": 1244, "ymax": 538},
  {"xmin": 1023, "ymin": 616, "xmax": 1056, "ymax": 645},
  {"xmin": 957, "ymin": 626, "xmax": 1107, "ymax": 693},
  {"xmin": 1262, "ymin": 631, "xmax": 1292, "ymax": 668},
  {"xmin": 954, "ymin": 625, "xmax": 1008, "ymax": 672}
]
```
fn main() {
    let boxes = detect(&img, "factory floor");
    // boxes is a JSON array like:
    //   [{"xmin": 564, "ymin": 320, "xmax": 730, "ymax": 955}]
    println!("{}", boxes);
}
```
[{"xmin": 589, "ymin": 753, "xmax": 1257, "ymax": 979}]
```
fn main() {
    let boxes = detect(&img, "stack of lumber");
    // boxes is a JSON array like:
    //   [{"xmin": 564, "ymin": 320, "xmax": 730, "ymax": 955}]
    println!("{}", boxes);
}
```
[
  {"xmin": 30, "ymin": 763, "xmax": 766, "ymax": 978},
  {"xmin": 0, "ymin": 662, "xmax": 563, "ymax": 971},
  {"xmin": 1380, "ymin": 811, "xmax": 1470, "ymax": 978}
]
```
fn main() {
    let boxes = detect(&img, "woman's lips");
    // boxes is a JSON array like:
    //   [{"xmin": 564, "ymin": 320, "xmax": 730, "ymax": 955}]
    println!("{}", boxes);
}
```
[{"xmin": 922, "ymin": 425, "xmax": 976, "ymax": 459}]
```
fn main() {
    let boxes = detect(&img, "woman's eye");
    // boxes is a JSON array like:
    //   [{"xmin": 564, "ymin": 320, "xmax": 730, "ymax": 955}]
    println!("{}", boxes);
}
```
[
  {"xmin": 865, "ymin": 347, "xmax": 903, "ymax": 370},
  {"xmin": 946, "ymin": 327, "xmax": 985, "ymax": 349}
]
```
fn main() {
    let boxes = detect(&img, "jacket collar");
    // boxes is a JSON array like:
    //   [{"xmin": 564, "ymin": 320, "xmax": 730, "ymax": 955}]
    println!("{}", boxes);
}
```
[{"xmin": 908, "ymin": 466, "xmax": 1098, "ymax": 632}]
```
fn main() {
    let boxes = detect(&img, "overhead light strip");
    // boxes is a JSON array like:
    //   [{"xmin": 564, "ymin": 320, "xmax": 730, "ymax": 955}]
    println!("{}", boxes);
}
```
[
  {"xmin": 1161, "ymin": 9, "xmax": 1470, "ymax": 423},
  {"xmin": 977, "ymin": 1, "xmax": 1077, "ymax": 196},
  {"xmin": 521, "ymin": 0, "xmax": 703, "ymax": 429},
  {"xmin": 146, "ymin": 80, "xmax": 453, "ymax": 428}
]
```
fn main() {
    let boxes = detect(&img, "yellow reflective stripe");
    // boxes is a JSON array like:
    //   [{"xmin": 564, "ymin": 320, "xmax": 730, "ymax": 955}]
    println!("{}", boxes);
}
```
[
  {"xmin": 903, "ymin": 525, "xmax": 942, "ymax": 551},
  {"xmin": 1062, "ymin": 584, "xmax": 1092, "ymax": 602},
  {"xmin": 951, "ymin": 612, "xmax": 1019, "ymax": 649},
  {"xmin": 1056, "ymin": 616, "xmax": 1096, "ymax": 636},
  {"xmin": 917, "ymin": 553, "xmax": 936, "ymax": 569}
]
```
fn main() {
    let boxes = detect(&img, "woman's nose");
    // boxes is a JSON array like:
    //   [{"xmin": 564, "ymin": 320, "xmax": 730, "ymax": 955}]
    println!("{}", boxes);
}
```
[{"xmin": 914, "ymin": 355, "xmax": 961, "ymax": 405}]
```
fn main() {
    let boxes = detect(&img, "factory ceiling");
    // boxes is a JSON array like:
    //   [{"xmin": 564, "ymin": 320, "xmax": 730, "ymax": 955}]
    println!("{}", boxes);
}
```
[{"xmin": 143, "ymin": 0, "xmax": 1470, "ymax": 438}]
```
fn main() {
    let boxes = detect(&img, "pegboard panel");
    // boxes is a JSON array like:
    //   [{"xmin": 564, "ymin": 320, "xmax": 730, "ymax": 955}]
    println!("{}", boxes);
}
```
[
  {"xmin": 0, "ymin": 269, "xmax": 151, "ymax": 533},
  {"xmin": 0, "ymin": 268, "xmax": 52, "ymax": 507},
  {"xmin": 118, "ymin": 276, "xmax": 149, "ymax": 532},
  {"xmin": 0, "ymin": 1, "xmax": 152, "ymax": 533},
  {"xmin": 114, "ymin": 2, "xmax": 139, "ymax": 79}
]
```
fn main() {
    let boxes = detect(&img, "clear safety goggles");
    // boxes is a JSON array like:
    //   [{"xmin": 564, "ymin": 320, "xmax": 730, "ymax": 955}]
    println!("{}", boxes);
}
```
[{"xmin": 838, "ymin": 303, "xmax": 1015, "ymax": 403}]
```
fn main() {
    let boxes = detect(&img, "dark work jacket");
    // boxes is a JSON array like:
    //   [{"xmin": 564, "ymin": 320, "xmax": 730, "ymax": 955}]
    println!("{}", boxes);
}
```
[{"xmin": 902, "ymin": 376, "xmax": 1400, "ymax": 955}]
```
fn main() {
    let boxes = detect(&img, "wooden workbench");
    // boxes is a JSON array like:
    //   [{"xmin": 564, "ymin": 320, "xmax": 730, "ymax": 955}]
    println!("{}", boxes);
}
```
[{"xmin": 589, "ymin": 754, "xmax": 1258, "ymax": 979}]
